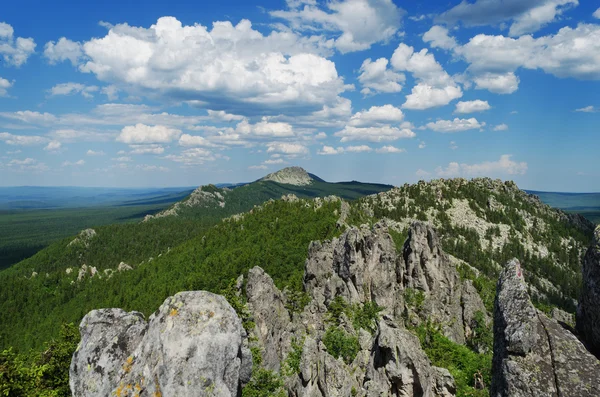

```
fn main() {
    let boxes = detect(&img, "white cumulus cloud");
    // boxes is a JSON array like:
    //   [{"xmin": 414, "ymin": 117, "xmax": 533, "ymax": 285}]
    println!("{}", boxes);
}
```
[
  {"xmin": 0, "ymin": 132, "xmax": 47, "ymax": 145},
  {"xmin": 50, "ymin": 17, "xmax": 348, "ymax": 115},
  {"xmin": 0, "ymin": 22, "xmax": 36, "ymax": 67},
  {"xmin": 358, "ymin": 58, "xmax": 405, "ymax": 95},
  {"xmin": 435, "ymin": 154, "xmax": 527, "ymax": 177},
  {"xmin": 117, "ymin": 124, "xmax": 182, "ymax": 144},
  {"xmin": 494, "ymin": 124, "xmax": 509, "ymax": 131},
  {"xmin": 270, "ymin": 0, "xmax": 405, "ymax": 53},
  {"xmin": 426, "ymin": 118, "xmax": 486, "ymax": 133},
  {"xmin": 423, "ymin": 26, "xmax": 457, "ymax": 50},
  {"xmin": 376, "ymin": 145, "xmax": 405, "ymax": 153},
  {"xmin": 455, "ymin": 100, "xmax": 491, "ymax": 114}
]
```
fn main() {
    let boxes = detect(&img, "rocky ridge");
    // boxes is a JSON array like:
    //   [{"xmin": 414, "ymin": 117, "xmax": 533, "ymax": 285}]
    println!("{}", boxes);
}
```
[
  {"xmin": 260, "ymin": 166, "xmax": 314, "ymax": 186},
  {"xmin": 491, "ymin": 258, "xmax": 600, "ymax": 396},
  {"xmin": 71, "ymin": 221, "xmax": 488, "ymax": 396},
  {"xmin": 144, "ymin": 185, "xmax": 229, "ymax": 221},
  {"xmin": 354, "ymin": 177, "xmax": 595, "ymax": 309},
  {"xmin": 577, "ymin": 225, "xmax": 600, "ymax": 356}
]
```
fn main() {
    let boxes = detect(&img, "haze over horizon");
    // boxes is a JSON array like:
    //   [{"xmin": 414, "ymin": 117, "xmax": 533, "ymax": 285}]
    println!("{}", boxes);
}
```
[{"xmin": 1, "ymin": 0, "xmax": 599, "ymax": 191}]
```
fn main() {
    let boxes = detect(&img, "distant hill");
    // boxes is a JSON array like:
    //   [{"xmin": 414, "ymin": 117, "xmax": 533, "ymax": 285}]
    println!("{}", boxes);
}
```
[{"xmin": 526, "ymin": 190, "xmax": 600, "ymax": 224}]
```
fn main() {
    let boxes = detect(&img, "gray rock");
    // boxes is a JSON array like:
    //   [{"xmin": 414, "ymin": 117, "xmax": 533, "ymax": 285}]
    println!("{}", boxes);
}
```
[
  {"xmin": 492, "ymin": 259, "xmax": 600, "ymax": 397},
  {"xmin": 70, "ymin": 309, "xmax": 146, "ymax": 397},
  {"xmin": 246, "ymin": 266, "xmax": 292, "ymax": 371},
  {"xmin": 365, "ymin": 318, "xmax": 447, "ymax": 396},
  {"xmin": 551, "ymin": 307, "xmax": 574, "ymax": 327},
  {"xmin": 402, "ymin": 222, "xmax": 489, "ymax": 345},
  {"xmin": 577, "ymin": 226, "xmax": 600, "ymax": 356},
  {"xmin": 70, "ymin": 291, "xmax": 252, "ymax": 397}
]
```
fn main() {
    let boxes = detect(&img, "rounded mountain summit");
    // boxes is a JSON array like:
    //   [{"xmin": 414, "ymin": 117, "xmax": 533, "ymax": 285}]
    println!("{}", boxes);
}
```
[{"xmin": 259, "ymin": 166, "xmax": 324, "ymax": 186}]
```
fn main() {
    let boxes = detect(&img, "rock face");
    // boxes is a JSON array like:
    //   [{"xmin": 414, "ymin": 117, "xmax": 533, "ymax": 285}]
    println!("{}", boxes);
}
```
[
  {"xmin": 70, "ymin": 291, "xmax": 252, "ymax": 397},
  {"xmin": 261, "ymin": 166, "xmax": 313, "ymax": 186},
  {"xmin": 491, "ymin": 259, "xmax": 600, "ymax": 397},
  {"xmin": 241, "ymin": 221, "xmax": 491, "ymax": 396},
  {"xmin": 577, "ymin": 226, "xmax": 600, "ymax": 356}
]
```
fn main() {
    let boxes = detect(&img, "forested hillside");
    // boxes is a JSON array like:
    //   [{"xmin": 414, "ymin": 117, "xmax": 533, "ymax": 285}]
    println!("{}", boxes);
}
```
[{"xmin": 0, "ymin": 175, "xmax": 595, "ymax": 397}]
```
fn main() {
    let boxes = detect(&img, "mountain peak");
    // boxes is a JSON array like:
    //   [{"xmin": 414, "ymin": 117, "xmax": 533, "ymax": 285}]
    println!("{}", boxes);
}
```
[{"xmin": 260, "ymin": 166, "xmax": 314, "ymax": 186}]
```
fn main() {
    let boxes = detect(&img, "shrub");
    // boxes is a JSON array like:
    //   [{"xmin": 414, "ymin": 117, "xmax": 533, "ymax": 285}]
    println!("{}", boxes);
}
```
[{"xmin": 322, "ymin": 326, "xmax": 360, "ymax": 365}]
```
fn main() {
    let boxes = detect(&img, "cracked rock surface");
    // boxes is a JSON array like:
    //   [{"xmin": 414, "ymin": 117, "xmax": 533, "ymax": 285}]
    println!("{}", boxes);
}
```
[
  {"xmin": 577, "ymin": 226, "xmax": 600, "ymax": 356},
  {"xmin": 491, "ymin": 259, "xmax": 600, "ymax": 397},
  {"xmin": 70, "ymin": 291, "xmax": 252, "ymax": 397}
]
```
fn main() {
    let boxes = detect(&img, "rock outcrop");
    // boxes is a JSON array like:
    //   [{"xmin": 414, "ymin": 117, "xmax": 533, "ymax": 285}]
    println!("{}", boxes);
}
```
[
  {"xmin": 240, "ymin": 221, "xmax": 492, "ymax": 396},
  {"xmin": 491, "ymin": 259, "xmax": 600, "ymax": 397},
  {"xmin": 70, "ymin": 291, "xmax": 252, "ymax": 397},
  {"xmin": 577, "ymin": 226, "xmax": 600, "ymax": 356}
]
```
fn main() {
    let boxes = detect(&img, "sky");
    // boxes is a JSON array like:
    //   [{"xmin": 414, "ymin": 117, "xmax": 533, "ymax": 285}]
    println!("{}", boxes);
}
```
[{"xmin": 0, "ymin": 0, "xmax": 599, "ymax": 191}]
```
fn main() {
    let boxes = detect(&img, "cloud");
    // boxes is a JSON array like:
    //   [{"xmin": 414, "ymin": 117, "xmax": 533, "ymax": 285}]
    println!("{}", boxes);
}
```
[
  {"xmin": 43, "ymin": 37, "xmax": 83, "ymax": 65},
  {"xmin": 179, "ymin": 134, "xmax": 216, "ymax": 148},
  {"xmin": 348, "ymin": 105, "xmax": 405, "ymax": 127},
  {"xmin": 575, "ymin": 105, "xmax": 595, "ymax": 112},
  {"xmin": 390, "ymin": 43, "xmax": 462, "ymax": 109},
  {"xmin": 345, "ymin": 145, "xmax": 373, "ymax": 153},
  {"xmin": 418, "ymin": 141, "xmax": 426, "ymax": 149},
  {"xmin": 49, "ymin": 82, "xmax": 99, "ymax": 98},
  {"xmin": 7, "ymin": 157, "xmax": 48, "ymax": 172},
  {"xmin": 112, "ymin": 156, "xmax": 132, "ymax": 162},
  {"xmin": 0, "ymin": 77, "xmax": 13, "ymax": 96},
  {"xmin": 164, "ymin": 148, "xmax": 221, "ymax": 166},
  {"xmin": 455, "ymin": 100, "xmax": 491, "ymax": 114},
  {"xmin": 101, "ymin": 85, "xmax": 119, "ymax": 101},
  {"xmin": 62, "ymin": 159, "xmax": 85, "ymax": 167},
  {"xmin": 44, "ymin": 141, "xmax": 62, "ymax": 152},
  {"xmin": 270, "ymin": 0, "xmax": 405, "ymax": 53},
  {"xmin": 206, "ymin": 110, "xmax": 245, "ymax": 122},
  {"xmin": 249, "ymin": 165, "xmax": 268, "ymax": 170},
  {"xmin": 437, "ymin": 0, "xmax": 578, "ymax": 37},
  {"xmin": 456, "ymin": 25, "xmax": 600, "ymax": 82},
  {"xmin": 335, "ymin": 125, "xmax": 416, "ymax": 142},
  {"xmin": 51, "ymin": 17, "xmax": 348, "ymax": 115},
  {"xmin": 594, "ymin": 8, "xmax": 600, "ymax": 19},
  {"xmin": 426, "ymin": 118, "xmax": 486, "ymax": 133},
  {"xmin": 317, "ymin": 145, "xmax": 343, "ymax": 155},
  {"xmin": 422, "ymin": 26, "xmax": 457, "ymax": 50},
  {"xmin": 0, "ymin": 132, "xmax": 47, "ymax": 145},
  {"xmin": 263, "ymin": 158, "xmax": 286, "ymax": 165},
  {"xmin": 449, "ymin": 141, "xmax": 458, "ymax": 150},
  {"xmin": 86, "ymin": 149, "xmax": 105, "ymax": 156},
  {"xmin": 136, "ymin": 164, "xmax": 169, "ymax": 172},
  {"xmin": 493, "ymin": 123, "xmax": 509, "ymax": 131},
  {"xmin": 472, "ymin": 72, "xmax": 520, "ymax": 94},
  {"xmin": 0, "ymin": 22, "xmax": 36, "ymax": 67},
  {"xmin": 358, "ymin": 58, "xmax": 404, "ymax": 95},
  {"xmin": 416, "ymin": 169, "xmax": 431, "ymax": 178},
  {"xmin": 403, "ymin": 84, "xmax": 463, "ymax": 110},
  {"xmin": 435, "ymin": 155, "xmax": 527, "ymax": 177},
  {"xmin": 48, "ymin": 129, "xmax": 115, "ymax": 143},
  {"xmin": 266, "ymin": 142, "xmax": 309, "ymax": 155},
  {"xmin": 129, "ymin": 144, "xmax": 165, "ymax": 155},
  {"xmin": 376, "ymin": 145, "xmax": 405, "ymax": 153},
  {"xmin": 117, "ymin": 124, "xmax": 182, "ymax": 144},
  {"xmin": 235, "ymin": 119, "xmax": 294, "ymax": 138}
]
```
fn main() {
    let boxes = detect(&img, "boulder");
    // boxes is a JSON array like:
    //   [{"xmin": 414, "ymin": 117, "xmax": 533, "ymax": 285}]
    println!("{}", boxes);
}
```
[
  {"xmin": 577, "ymin": 226, "xmax": 600, "ymax": 356},
  {"xmin": 70, "ymin": 291, "xmax": 252, "ymax": 397},
  {"xmin": 492, "ymin": 259, "xmax": 600, "ymax": 397},
  {"xmin": 70, "ymin": 309, "xmax": 146, "ymax": 397}
]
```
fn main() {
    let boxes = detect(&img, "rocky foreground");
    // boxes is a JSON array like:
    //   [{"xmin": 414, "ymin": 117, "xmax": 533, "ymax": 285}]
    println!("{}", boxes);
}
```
[{"xmin": 69, "ymin": 224, "xmax": 600, "ymax": 396}]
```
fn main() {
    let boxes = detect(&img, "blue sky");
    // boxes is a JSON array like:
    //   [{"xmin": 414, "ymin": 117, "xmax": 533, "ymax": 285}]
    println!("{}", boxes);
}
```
[{"xmin": 0, "ymin": 0, "xmax": 599, "ymax": 191}]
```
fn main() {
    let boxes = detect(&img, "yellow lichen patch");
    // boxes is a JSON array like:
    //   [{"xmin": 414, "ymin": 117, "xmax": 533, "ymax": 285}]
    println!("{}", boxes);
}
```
[
  {"xmin": 169, "ymin": 308, "xmax": 178, "ymax": 317},
  {"xmin": 208, "ymin": 311, "xmax": 215, "ymax": 318},
  {"xmin": 122, "ymin": 356, "xmax": 134, "ymax": 373}
]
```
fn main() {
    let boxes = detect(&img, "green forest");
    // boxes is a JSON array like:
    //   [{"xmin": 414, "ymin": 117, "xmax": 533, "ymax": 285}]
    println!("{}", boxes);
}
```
[{"xmin": 0, "ymin": 177, "xmax": 596, "ymax": 396}]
